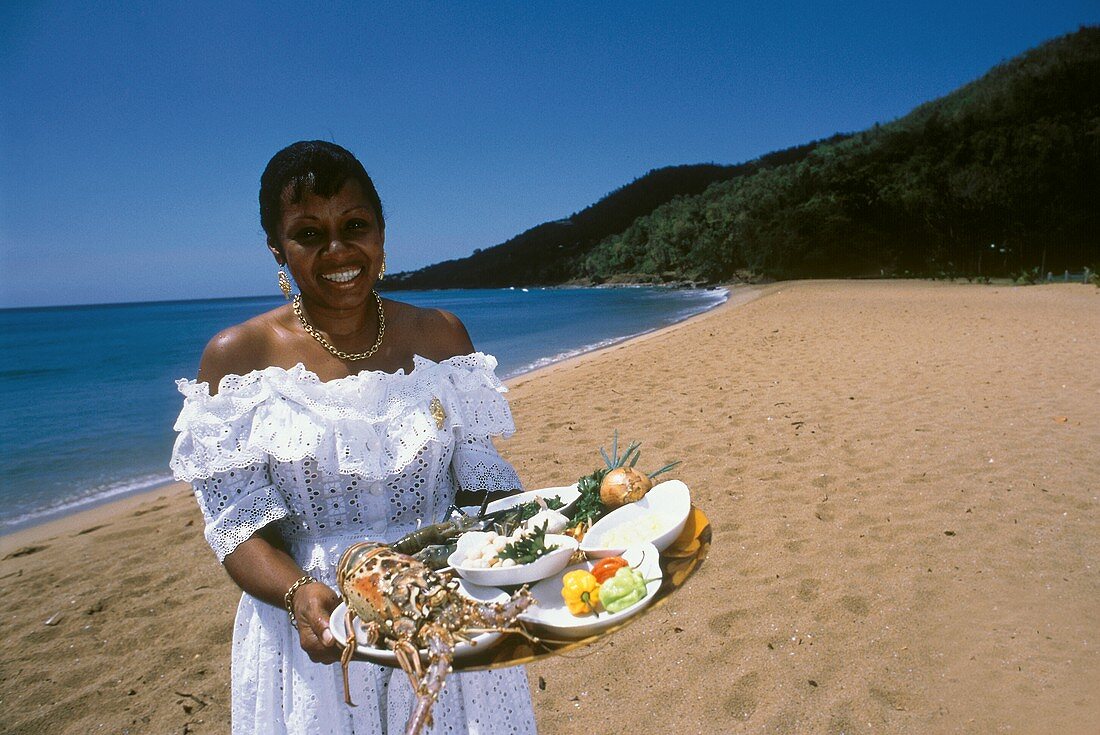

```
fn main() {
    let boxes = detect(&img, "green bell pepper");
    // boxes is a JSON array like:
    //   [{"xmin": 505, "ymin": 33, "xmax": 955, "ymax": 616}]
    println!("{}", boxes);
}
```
[{"xmin": 600, "ymin": 566, "xmax": 647, "ymax": 613}]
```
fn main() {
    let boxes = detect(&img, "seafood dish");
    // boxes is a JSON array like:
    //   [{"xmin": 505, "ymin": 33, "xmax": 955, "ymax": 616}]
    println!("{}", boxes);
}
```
[
  {"xmin": 331, "ymin": 434, "xmax": 694, "ymax": 733},
  {"xmin": 335, "ymin": 542, "xmax": 534, "ymax": 734}
]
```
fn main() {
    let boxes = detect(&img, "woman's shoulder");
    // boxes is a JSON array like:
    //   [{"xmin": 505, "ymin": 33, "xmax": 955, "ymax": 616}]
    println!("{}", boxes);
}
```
[
  {"xmin": 197, "ymin": 306, "xmax": 293, "ymax": 393},
  {"xmin": 383, "ymin": 298, "xmax": 475, "ymax": 364}
]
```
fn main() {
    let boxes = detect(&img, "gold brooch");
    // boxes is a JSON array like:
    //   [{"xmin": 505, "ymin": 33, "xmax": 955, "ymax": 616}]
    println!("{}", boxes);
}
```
[{"xmin": 429, "ymin": 397, "xmax": 446, "ymax": 429}]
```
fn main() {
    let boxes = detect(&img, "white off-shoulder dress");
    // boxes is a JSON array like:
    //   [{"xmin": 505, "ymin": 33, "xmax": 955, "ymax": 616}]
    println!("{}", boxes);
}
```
[{"xmin": 170, "ymin": 353, "xmax": 537, "ymax": 735}]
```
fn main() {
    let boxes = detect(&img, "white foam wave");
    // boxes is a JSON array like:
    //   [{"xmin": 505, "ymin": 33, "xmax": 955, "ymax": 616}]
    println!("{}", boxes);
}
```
[
  {"xmin": 1, "ymin": 472, "xmax": 177, "ymax": 533},
  {"xmin": 503, "ymin": 287, "xmax": 728, "ymax": 378},
  {"xmin": 504, "ymin": 335, "xmax": 629, "ymax": 378}
]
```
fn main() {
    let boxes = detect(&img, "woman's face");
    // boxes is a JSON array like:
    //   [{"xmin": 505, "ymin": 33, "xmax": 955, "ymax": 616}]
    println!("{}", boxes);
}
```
[{"xmin": 270, "ymin": 179, "xmax": 385, "ymax": 312}]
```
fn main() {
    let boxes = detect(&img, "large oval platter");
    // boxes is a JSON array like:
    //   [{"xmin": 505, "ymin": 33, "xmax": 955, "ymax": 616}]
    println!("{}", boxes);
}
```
[{"xmin": 339, "ymin": 504, "xmax": 711, "ymax": 670}]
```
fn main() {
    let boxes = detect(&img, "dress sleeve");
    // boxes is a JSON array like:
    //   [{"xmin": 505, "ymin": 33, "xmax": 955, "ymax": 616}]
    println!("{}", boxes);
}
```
[
  {"xmin": 439, "ymin": 353, "xmax": 524, "ymax": 496},
  {"xmin": 190, "ymin": 462, "xmax": 291, "ymax": 562},
  {"xmin": 171, "ymin": 377, "xmax": 293, "ymax": 562},
  {"xmin": 451, "ymin": 431, "xmax": 524, "ymax": 496}
]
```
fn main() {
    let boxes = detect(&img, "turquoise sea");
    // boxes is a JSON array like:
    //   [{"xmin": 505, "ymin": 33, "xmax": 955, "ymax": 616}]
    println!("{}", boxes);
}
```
[{"xmin": 0, "ymin": 286, "xmax": 726, "ymax": 532}]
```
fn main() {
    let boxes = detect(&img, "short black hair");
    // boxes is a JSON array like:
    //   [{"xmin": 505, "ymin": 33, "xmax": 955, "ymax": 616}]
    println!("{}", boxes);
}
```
[{"xmin": 259, "ymin": 141, "xmax": 384, "ymax": 246}]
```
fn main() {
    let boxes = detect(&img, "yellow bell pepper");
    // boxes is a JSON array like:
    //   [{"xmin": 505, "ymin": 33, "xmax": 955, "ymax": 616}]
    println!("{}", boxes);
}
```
[{"xmin": 561, "ymin": 569, "xmax": 601, "ymax": 616}]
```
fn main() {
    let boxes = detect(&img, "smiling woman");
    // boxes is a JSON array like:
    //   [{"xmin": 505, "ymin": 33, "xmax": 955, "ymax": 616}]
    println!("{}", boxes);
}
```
[
  {"xmin": 276, "ymin": 177, "xmax": 388, "ymax": 362},
  {"xmin": 170, "ymin": 141, "xmax": 537, "ymax": 734},
  {"xmin": 278, "ymin": 180, "xmax": 385, "ymax": 306},
  {"xmin": 267, "ymin": 148, "xmax": 385, "ymax": 317}
]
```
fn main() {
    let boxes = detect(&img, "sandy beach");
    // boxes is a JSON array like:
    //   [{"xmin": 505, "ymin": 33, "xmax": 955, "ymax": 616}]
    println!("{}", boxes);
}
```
[{"xmin": 2, "ymin": 279, "xmax": 1097, "ymax": 734}]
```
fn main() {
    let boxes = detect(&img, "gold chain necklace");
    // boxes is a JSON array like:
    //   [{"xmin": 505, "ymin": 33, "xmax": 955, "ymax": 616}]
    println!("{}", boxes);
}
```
[{"xmin": 292, "ymin": 292, "xmax": 385, "ymax": 361}]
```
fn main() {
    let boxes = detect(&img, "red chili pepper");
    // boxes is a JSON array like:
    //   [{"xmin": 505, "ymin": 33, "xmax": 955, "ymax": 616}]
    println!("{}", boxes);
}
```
[{"xmin": 591, "ymin": 556, "xmax": 629, "ymax": 583}]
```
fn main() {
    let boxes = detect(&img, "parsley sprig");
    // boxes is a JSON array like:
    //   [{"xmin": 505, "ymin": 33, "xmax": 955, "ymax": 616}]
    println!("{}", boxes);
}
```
[
  {"xmin": 498, "ymin": 523, "xmax": 560, "ymax": 564},
  {"xmin": 570, "ymin": 467, "xmax": 607, "ymax": 527}
]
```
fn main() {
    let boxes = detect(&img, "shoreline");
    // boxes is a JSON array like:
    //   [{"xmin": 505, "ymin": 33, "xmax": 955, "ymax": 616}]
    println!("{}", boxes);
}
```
[
  {"xmin": 0, "ymin": 482, "xmax": 194, "ymax": 553},
  {"xmin": 497, "ymin": 284, "xmax": 730, "ymax": 379},
  {"xmin": 0, "ymin": 473, "xmax": 180, "ymax": 538},
  {"xmin": 506, "ymin": 283, "xmax": 770, "ymax": 387},
  {"xmin": 0, "ymin": 284, "xmax": 745, "ymax": 548}
]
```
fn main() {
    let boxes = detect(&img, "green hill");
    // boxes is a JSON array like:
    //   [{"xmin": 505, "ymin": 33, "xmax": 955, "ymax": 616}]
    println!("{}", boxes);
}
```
[
  {"xmin": 584, "ymin": 27, "xmax": 1100, "ymax": 282},
  {"xmin": 388, "ymin": 27, "xmax": 1100, "ymax": 288},
  {"xmin": 382, "ymin": 139, "xmax": 843, "ymax": 289}
]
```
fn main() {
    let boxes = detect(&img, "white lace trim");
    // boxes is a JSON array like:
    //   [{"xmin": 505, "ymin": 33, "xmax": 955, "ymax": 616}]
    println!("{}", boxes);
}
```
[{"xmin": 170, "ymin": 353, "xmax": 515, "ymax": 483}]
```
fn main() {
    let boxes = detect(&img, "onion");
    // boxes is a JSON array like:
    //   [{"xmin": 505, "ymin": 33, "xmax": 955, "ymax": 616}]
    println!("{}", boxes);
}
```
[{"xmin": 599, "ymin": 467, "xmax": 653, "ymax": 508}]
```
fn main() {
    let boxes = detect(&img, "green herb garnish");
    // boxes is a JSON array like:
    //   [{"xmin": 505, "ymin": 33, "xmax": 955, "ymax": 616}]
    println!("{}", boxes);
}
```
[
  {"xmin": 515, "ymin": 495, "xmax": 565, "ymax": 521},
  {"xmin": 570, "ymin": 468, "xmax": 607, "ymax": 527},
  {"xmin": 498, "ymin": 523, "xmax": 560, "ymax": 564},
  {"xmin": 487, "ymin": 495, "xmax": 566, "ymax": 536}
]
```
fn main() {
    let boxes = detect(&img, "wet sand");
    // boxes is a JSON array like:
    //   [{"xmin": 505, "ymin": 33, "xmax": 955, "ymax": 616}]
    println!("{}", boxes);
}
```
[{"xmin": 2, "ymin": 280, "xmax": 1097, "ymax": 734}]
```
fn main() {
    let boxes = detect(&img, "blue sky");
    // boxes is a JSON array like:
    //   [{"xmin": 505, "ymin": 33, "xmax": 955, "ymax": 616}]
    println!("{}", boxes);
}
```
[{"xmin": 1, "ymin": 2, "xmax": 1097, "ymax": 307}]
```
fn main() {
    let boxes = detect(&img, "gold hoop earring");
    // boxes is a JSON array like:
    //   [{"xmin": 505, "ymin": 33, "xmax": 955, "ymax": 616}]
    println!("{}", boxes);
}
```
[
  {"xmin": 278, "ymin": 269, "xmax": 292, "ymax": 300},
  {"xmin": 379, "ymin": 255, "xmax": 386, "ymax": 281}
]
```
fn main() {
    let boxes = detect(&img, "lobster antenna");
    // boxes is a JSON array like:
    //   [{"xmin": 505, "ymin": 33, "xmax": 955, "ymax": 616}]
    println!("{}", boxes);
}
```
[{"xmin": 476, "ymin": 487, "xmax": 492, "ymax": 519}]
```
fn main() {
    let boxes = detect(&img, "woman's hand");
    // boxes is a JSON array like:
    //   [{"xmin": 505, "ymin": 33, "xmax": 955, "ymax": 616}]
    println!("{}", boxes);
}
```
[
  {"xmin": 221, "ymin": 534, "xmax": 344, "ymax": 664},
  {"xmin": 293, "ymin": 581, "xmax": 343, "ymax": 664}
]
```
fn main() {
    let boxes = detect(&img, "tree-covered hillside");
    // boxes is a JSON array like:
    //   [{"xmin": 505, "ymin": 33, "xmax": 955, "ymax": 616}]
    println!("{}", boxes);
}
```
[
  {"xmin": 383, "ymin": 139, "xmax": 842, "ymax": 289},
  {"xmin": 584, "ymin": 27, "xmax": 1100, "ymax": 281},
  {"xmin": 388, "ymin": 27, "xmax": 1099, "ymax": 288}
]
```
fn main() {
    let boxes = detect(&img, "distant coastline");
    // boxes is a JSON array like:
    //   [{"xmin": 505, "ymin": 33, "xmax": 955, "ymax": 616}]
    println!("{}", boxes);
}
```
[{"xmin": 1, "ymin": 282, "xmax": 720, "ymax": 313}]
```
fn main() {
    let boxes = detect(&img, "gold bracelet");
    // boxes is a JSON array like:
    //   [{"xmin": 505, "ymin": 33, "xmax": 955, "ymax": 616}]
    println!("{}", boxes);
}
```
[{"xmin": 284, "ymin": 574, "xmax": 319, "ymax": 629}]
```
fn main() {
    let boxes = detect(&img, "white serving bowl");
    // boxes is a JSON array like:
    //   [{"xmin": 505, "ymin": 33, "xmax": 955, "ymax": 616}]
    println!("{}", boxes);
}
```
[
  {"xmin": 484, "ymin": 484, "xmax": 581, "ymax": 516},
  {"xmin": 330, "ymin": 579, "xmax": 509, "ymax": 664},
  {"xmin": 580, "ymin": 480, "xmax": 691, "ymax": 558},
  {"xmin": 449, "ymin": 532, "xmax": 579, "ymax": 587},
  {"xmin": 519, "ymin": 543, "xmax": 662, "ymax": 639}
]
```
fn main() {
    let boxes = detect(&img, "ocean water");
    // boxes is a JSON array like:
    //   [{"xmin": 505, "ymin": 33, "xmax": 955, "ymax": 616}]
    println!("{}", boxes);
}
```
[{"xmin": 0, "ymin": 286, "xmax": 726, "ymax": 533}]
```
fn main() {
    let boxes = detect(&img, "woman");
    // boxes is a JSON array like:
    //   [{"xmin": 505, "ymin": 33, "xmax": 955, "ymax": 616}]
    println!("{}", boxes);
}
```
[{"xmin": 170, "ymin": 141, "xmax": 537, "ymax": 734}]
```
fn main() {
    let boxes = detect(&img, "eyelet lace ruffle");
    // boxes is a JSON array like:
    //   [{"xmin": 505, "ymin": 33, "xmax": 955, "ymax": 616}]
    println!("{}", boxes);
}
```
[{"xmin": 171, "ymin": 353, "xmax": 515, "ymax": 483}]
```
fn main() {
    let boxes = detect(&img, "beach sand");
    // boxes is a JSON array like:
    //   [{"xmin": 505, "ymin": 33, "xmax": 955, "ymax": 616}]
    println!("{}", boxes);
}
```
[{"xmin": 2, "ymin": 280, "xmax": 1097, "ymax": 734}]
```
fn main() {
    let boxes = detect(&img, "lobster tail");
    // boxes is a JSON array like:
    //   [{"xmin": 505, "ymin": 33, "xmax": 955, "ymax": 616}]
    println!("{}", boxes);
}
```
[{"xmin": 403, "ymin": 626, "xmax": 455, "ymax": 735}]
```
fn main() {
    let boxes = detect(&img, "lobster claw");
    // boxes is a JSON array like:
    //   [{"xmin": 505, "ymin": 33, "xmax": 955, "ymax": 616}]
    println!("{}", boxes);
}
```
[{"xmin": 411, "ymin": 544, "xmax": 456, "ymax": 570}]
